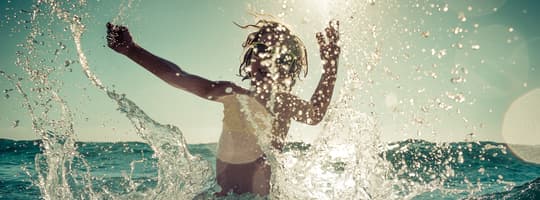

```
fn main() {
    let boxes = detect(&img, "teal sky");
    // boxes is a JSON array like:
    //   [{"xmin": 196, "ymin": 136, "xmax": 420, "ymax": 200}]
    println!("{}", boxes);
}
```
[{"xmin": 1, "ymin": 0, "xmax": 539, "ymax": 145}]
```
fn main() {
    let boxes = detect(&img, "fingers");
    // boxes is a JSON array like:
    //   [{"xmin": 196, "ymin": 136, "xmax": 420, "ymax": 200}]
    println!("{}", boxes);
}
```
[
  {"xmin": 106, "ymin": 23, "xmax": 116, "ymax": 39},
  {"xmin": 316, "ymin": 32, "xmax": 325, "ymax": 47},
  {"xmin": 318, "ymin": 20, "xmax": 339, "ymax": 47},
  {"xmin": 106, "ymin": 23, "xmax": 113, "ymax": 38},
  {"xmin": 106, "ymin": 22, "xmax": 121, "ymax": 48},
  {"xmin": 316, "ymin": 20, "xmax": 341, "ymax": 60},
  {"xmin": 329, "ymin": 20, "xmax": 339, "ymax": 32},
  {"xmin": 106, "ymin": 22, "xmax": 130, "ymax": 41},
  {"xmin": 106, "ymin": 22, "xmax": 119, "ymax": 33},
  {"xmin": 106, "ymin": 22, "xmax": 129, "ymax": 33},
  {"xmin": 326, "ymin": 20, "xmax": 339, "ymax": 44},
  {"xmin": 325, "ymin": 27, "xmax": 333, "ymax": 41}
]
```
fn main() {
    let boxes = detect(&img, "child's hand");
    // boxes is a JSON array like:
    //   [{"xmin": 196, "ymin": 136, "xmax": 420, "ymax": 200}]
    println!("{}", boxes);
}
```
[
  {"xmin": 106, "ymin": 22, "xmax": 134, "ymax": 55},
  {"xmin": 316, "ymin": 20, "xmax": 340, "ymax": 68}
]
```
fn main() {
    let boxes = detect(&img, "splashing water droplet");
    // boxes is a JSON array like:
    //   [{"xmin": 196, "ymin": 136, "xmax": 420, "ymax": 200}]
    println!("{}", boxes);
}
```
[
  {"xmin": 12, "ymin": 120, "xmax": 19, "ymax": 128},
  {"xmin": 446, "ymin": 92, "xmax": 466, "ymax": 103},
  {"xmin": 225, "ymin": 87, "xmax": 233, "ymax": 93},
  {"xmin": 478, "ymin": 167, "xmax": 485, "ymax": 174},
  {"xmin": 458, "ymin": 13, "xmax": 467, "ymax": 22},
  {"xmin": 421, "ymin": 31, "xmax": 430, "ymax": 38},
  {"xmin": 453, "ymin": 27, "xmax": 463, "ymax": 35},
  {"xmin": 450, "ymin": 77, "xmax": 465, "ymax": 84}
]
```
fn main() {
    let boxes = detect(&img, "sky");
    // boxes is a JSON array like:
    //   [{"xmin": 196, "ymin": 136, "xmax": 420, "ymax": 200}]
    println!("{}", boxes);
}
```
[{"xmin": 0, "ymin": 0, "xmax": 539, "ymax": 145}]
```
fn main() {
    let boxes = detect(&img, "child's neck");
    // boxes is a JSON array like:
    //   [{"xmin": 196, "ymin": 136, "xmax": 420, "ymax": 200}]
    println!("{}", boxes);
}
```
[{"xmin": 250, "ymin": 84, "xmax": 273, "ymax": 103}]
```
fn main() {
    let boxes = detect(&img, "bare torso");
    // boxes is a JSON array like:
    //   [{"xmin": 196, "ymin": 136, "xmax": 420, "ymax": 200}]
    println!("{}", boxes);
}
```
[
  {"xmin": 215, "ymin": 93, "xmax": 291, "ymax": 196},
  {"xmin": 106, "ymin": 20, "xmax": 340, "ymax": 197}
]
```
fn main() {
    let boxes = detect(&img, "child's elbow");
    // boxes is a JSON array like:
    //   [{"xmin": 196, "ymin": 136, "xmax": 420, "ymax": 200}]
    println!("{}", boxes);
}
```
[{"xmin": 306, "ymin": 114, "xmax": 324, "ymax": 125}]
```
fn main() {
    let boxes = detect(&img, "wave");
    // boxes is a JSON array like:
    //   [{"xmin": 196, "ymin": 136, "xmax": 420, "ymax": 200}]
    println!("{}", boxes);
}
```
[
  {"xmin": 2, "ymin": 138, "xmax": 539, "ymax": 168},
  {"xmin": 1, "ymin": 138, "xmax": 539, "ymax": 199},
  {"xmin": 471, "ymin": 177, "xmax": 540, "ymax": 200}
]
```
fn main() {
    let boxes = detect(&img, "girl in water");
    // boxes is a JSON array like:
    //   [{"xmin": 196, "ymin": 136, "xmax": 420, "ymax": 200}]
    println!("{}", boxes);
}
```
[{"xmin": 106, "ymin": 19, "xmax": 340, "ymax": 196}]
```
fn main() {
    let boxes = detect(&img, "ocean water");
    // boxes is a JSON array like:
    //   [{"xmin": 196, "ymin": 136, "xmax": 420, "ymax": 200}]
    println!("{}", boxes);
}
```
[{"xmin": 1, "ymin": 139, "xmax": 539, "ymax": 199}]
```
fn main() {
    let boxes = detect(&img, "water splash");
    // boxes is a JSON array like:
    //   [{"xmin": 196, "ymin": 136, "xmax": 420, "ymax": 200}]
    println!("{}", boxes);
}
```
[
  {"xmin": 60, "ymin": 0, "xmax": 215, "ymax": 198},
  {"xmin": 2, "ymin": 1, "xmax": 96, "ymax": 198},
  {"xmin": 3, "ymin": 0, "xmax": 532, "ymax": 199},
  {"xmin": 13, "ymin": 0, "xmax": 419, "ymax": 199},
  {"xmin": 6, "ymin": 0, "xmax": 214, "ymax": 199}
]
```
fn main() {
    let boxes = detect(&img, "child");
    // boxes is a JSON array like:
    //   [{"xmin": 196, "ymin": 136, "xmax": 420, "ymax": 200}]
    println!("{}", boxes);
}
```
[{"xmin": 106, "ymin": 19, "xmax": 340, "ymax": 196}]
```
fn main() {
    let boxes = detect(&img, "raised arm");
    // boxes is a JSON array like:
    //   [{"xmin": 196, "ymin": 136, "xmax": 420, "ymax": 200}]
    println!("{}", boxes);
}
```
[
  {"xmin": 278, "ymin": 21, "xmax": 340, "ymax": 125},
  {"xmin": 106, "ymin": 23, "xmax": 246, "ymax": 100}
]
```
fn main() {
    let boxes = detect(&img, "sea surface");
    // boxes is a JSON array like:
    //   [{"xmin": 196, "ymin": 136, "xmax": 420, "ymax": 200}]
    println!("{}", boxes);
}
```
[{"xmin": 1, "ymin": 138, "xmax": 539, "ymax": 199}]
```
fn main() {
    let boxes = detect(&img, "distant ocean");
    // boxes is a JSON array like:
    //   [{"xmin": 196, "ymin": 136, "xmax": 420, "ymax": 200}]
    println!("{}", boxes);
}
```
[{"xmin": 1, "ymin": 138, "xmax": 539, "ymax": 199}]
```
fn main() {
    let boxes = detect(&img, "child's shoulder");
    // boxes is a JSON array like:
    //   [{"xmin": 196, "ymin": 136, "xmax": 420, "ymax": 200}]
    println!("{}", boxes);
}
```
[
  {"xmin": 209, "ymin": 81, "xmax": 250, "ymax": 101},
  {"xmin": 216, "ymin": 92, "xmax": 252, "ymax": 102}
]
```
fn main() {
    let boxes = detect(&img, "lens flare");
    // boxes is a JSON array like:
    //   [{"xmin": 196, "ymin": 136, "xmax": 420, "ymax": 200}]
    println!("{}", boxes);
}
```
[{"xmin": 502, "ymin": 88, "xmax": 540, "ymax": 163}]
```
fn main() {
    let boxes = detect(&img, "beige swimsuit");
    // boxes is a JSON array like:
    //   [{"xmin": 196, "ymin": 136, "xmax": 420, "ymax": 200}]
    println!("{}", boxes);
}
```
[{"xmin": 216, "ymin": 94, "xmax": 273, "ymax": 164}]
